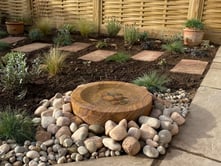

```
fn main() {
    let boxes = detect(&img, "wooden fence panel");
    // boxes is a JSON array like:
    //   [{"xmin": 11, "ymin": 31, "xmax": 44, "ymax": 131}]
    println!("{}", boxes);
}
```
[
  {"xmin": 202, "ymin": 0, "xmax": 221, "ymax": 44},
  {"xmin": 0, "ymin": 0, "xmax": 31, "ymax": 20}
]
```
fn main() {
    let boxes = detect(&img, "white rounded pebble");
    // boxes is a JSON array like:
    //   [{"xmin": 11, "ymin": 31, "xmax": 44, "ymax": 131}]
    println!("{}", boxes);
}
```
[
  {"xmin": 139, "ymin": 116, "xmax": 160, "ymax": 129},
  {"xmin": 128, "ymin": 127, "xmax": 141, "ymax": 140},
  {"xmin": 71, "ymin": 126, "xmax": 88, "ymax": 142},
  {"xmin": 143, "ymin": 145, "xmax": 159, "ymax": 158},
  {"xmin": 171, "ymin": 112, "xmax": 185, "ymax": 125},
  {"xmin": 77, "ymin": 146, "xmax": 88, "ymax": 155},
  {"xmin": 157, "ymin": 146, "xmax": 166, "ymax": 155},
  {"xmin": 158, "ymin": 130, "xmax": 172, "ymax": 145},
  {"xmin": 26, "ymin": 150, "xmax": 40, "ymax": 159},
  {"xmin": 102, "ymin": 138, "xmax": 121, "ymax": 151},
  {"xmin": 70, "ymin": 122, "xmax": 78, "ymax": 133}
]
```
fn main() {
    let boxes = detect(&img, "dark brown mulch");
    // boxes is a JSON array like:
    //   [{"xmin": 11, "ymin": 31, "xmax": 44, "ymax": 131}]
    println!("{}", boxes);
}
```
[{"xmin": 0, "ymin": 35, "xmax": 217, "ymax": 114}]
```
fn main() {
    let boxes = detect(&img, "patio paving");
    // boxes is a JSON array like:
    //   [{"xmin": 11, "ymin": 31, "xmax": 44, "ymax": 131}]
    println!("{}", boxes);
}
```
[
  {"xmin": 58, "ymin": 42, "xmax": 92, "ymax": 52},
  {"xmin": 0, "ymin": 36, "xmax": 26, "ymax": 44},
  {"xmin": 12, "ymin": 43, "xmax": 52, "ymax": 53},
  {"xmin": 131, "ymin": 50, "xmax": 164, "ymax": 62},
  {"xmin": 79, "ymin": 50, "xmax": 117, "ymax": 62},
  {"xmin": 160, "ymin": 149, "xmax": 220, "ymax": 166},
  {"xmin": 170, "ymin": 59, "xmax": 208, "ymax": 75},
  {"xmin": 55, "ymin": 155, "xmax": 153, "ymax": 166}
]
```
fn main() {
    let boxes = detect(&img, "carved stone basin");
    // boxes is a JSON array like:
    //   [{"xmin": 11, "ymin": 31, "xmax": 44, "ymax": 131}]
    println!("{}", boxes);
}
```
[{"xmin": 71, "ymin": 81, "xmax": 153, "ymax": 125}]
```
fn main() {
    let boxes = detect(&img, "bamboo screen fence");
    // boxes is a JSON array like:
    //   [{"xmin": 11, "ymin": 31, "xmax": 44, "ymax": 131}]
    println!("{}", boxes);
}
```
[{"xmin": 0, "ymin": 0, "xmax": 221, "ymax": 44}]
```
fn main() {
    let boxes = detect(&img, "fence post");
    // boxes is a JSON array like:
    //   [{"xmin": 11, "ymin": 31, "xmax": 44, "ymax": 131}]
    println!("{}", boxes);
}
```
[
  {"xmin": 93, "ymin": 0, "xmax": 101, "ymax": 33},
  {"xmin": 188, "ymin": 0, "xmax": 205, "ymax": 20}
]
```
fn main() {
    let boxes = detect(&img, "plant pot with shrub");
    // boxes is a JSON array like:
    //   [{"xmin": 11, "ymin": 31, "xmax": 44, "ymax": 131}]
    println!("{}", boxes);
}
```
[
  {"xmin": 5, "ymin": 20, "xmax": 24, "ymax": 35},
  {"xmin": 183, "ymin": 19, "xmax": 204, "ymax": 46}
]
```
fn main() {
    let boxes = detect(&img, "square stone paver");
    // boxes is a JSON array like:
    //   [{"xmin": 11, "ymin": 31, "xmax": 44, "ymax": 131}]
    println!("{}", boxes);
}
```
[
  {"xmin": 172, "ymin": 86, "xmax": 221, "ymax": 160},
  {"xmin": 79, "ymin": 50, "xmax": 117, "ymax": 62},
  {"xmin": 55, "ymin": 155, "xmax": 153, "ymax": 166},
  {"xmin": 160, "ymin": 149, "xmax": 220, "ymax": 166},
  {"xmin": 170, "ymin": 59, "xmax": 208, "ymax": 75},
  {"xmin": 12, "ymin": 43, "xmax": 52, "ymax": 53},
  {"xmin": 131, "ymin": 50, "xmax": 164, "ymax": 62},
  {"xmin": 59, "ymin": 42, "xmax": 92, "ymax": 52},
  {"xmin": 201, "ymin": 68, "xmax": 221, "ymax": 89},
  {"xmin": 0, "ymin": 36, "xmax": 26, "ymax": 44}
]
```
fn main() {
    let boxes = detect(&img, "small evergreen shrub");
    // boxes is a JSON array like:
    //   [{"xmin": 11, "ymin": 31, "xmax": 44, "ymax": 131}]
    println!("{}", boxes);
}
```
[
  {"xmin": 132, "ymin": 71, "xmax": 170, "ymax": 93},
  {"xmin": 28, "ymin": 28, "xmax": 44, "ymax": 41},
  {"xmin": 106, "ymin": 52, "xmax": 130, "ymax": 63},
  {"xmin": 106, "ymin": 17, "xmax": 121, "ymax": 37},
  {"xmin": 124, "ymin": 24, "xmax": 140, "ymax": 45},
  {"xmin": 0, "ymin": 52, "xmax": 40, "ymax": 98},
  {"xmin": 0, "ymin": 41, "xmax": 10, "ymax": 51},
  {"xmin": 0, "ymin": 106, "xmax": 35, "ymax": 144},
  {"xmin": 53, "ymin": 28, "xmax": 72, "ymax": 46},
  {"xmin": 185, "ymin": 19, "xmax": 204, "ymax": 30},
  {"xmin": 96, "ymin": 41, "xmax": 108, "ymax": 49},
  {"xmin": 138, "ymin": 31, "xmax": 148, "ymax": 42},
  {"xmin": 41, "ymin": 47, "xmax": 67, "ymax": 76},
  {"xmin": 162, "ymin": 40, "xmax": 184, "ymax": 54}
]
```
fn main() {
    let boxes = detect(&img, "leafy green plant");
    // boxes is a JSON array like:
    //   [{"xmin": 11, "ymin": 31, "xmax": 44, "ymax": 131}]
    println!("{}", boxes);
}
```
[
  {"xmin": 132, "ymin": 71, "xmax": 170, "ymax": 93},
  {"xmin": 28, "ymin": 28, "xmax": 44, "ymax": 41},
  {"xmin": 96, "ymin": 41, "xmax": 108, "ymax": 49},
  {"xmin": 75, "ymin": 19, "xmax": 96, "ymax": 38},
  {"xmin": 124, "ymin": 24, "xmax": 140, "ymax": 45},
  {"xmin": 138, "ymin": 31, "xmax": 148, "ymax": 42},
  {"xmin": 41, "ymin": 47, "xmax": 67, "ymax": 76},
  {"xmin": 0, "ymin": 41, "xmax": 10, "ymax": 51},
  {"xmin": 185, "ymin": 19, "xmax": 204, "ymax": 30},
  {"xmin": 106, "ymin": 52, "xmax": 130, "ymax": 63},
  {"xmin": 53, "ymin": 28, "xmax": 72, "ymax": 46},
  {"xmin": 0, "ymin": 106, "xmax": 35, "ymax": 144},
  {"xmin": 0, "ymin": 52, "xmax": 40, "ymax": 98},
  {"xmin": 106, "ymin": 17, "xmax": 121, "ymax": 37},
  {"xmin": 0, "ymin": 30, "xmax": 8, "ymax": 38},
  {"xmin": 35, "ymin": 17, "xmax": 53, "ymax": 35},
  {"xmin": 62, "ymin": 23, "xmax": 75, "ymax": 33},
  {"xmin": 162, "ymin": 40, "xmax": 184, "ymax": 54}
]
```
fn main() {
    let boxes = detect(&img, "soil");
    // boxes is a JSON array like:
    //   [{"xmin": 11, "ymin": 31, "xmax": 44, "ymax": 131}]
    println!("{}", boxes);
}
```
[{"xmin": 0, "ymin": 34, "xmax": 217, "ymax": 114}]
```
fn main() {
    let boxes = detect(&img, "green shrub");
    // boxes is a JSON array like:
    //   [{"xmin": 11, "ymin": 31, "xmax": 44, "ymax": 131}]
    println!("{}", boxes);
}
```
[
  {"xmin": 41, "ymin": 47, "xmax": 67, "ymax": 76},
  {"xmin": 96, "ymin": 41, "xmax": 108, "ymax": 49},
  {"xmin": 35, "ymin": 17, "xmax": 53, "ymax": 35},
  {"xmin": 0, "ymin": 52, "xmax": 40, "ymax": 98},
  {"xmin": 138, "ymin": 31, "xmax": 148, "ymax": 42},
  {"xmin": 53, "ymin": 28, "xmax": 72, "ymax": 46},
  {"xmin": 0, "ymin": 30, "xmax": 8, "ymax": 38},
  {"xmin": 124, "ymin": 24, "xmax": 140, "ymax": 45},
  {"xmin": 132, "ymin": 71, "xmax": 170, "ymax": 93},
  {"xmin": 62, "ymin": 23, "xmax": 75, "ymax": 33},
  {"xmin": 162, "ymin": 40, "xmax": 184, "ymax": 54},
  {"xmin": 0, "ymin": 41, "xmax": 10, "ymax": 51},
  {"xmin": 185, "ymin": 19, "xmax": 204, "ymax": 30},
  {"xmin": 106, "ymin": 17, "xmax": 121, "ymax": 37},
  {"xmin": 75, "ymin": 19, "xmax": 96, "ymax": 38},
  {"xmin": 0, "ymin": 106, "xmax": 35, "ymax": 144},
  {"xmin": 106, "ymin": 52, "xmax": 130, "ymax": 63},
  {"xmin": 28, "ymin": 28, "xmax": 44, "ymax": 41}
]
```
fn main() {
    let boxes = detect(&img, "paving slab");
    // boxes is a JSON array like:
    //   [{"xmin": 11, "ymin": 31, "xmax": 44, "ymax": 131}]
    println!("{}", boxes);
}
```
[
  {"xmin": 216, "ymin": 47, "xmax": 221, "ymax": 56},
  {"xmin": 55, "ymin": 155, "xmax": 153, "ymax": 166},
  {"xmin": 172, "ymin": 86, "xmax": 221, "ymax": 161},
  {"xmin": 79, "ymin": 50, "xmax": 117, "ymax": 62},
  {"xmin": 131, "ymin": 50, "xmax": 164, "ymax": 61},
  {"xmin": 213, "ymin": 56, "xmax": 221, "ymax": 63},
  {"xmin": 58, "ymin": 42, "xmax": 92, "ymax": 52},
  {"xmin": 210, "ymin": 62, "xmax": 221, "ymax": 70},
  {"xmin": 12, "ymin": 43, "xmax": 52, "ymax": 53},
  {"xmin": 160, "ymin": 149, "xmax": 221, "ymax": 166},
  {"xmin": 201, "ymin": 68, "xmax": 221, "ymax": 89},
  {"xmin": 170, "ymin": 59, "xmax": 208, "ymax": 75},
  {"xmin": 0, "ymin": 36, "xmax": 26, "ymax": 44}
]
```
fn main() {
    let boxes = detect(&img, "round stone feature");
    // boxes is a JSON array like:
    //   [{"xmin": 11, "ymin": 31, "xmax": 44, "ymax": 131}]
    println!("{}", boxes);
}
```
[{"xmin": 71, "ymin": 81, "xmax": 152, "ymax": 124}]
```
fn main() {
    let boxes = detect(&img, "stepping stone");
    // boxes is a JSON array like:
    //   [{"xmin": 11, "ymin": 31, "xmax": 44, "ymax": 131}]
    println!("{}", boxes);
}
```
[
  {"xmin": 12, "ymin": 43, "xmax": 52, "ymax": 53},
  {"xmin": 0, "ymin": 36, "xmax": 26, "ymax": 44},
  {"xmin": 131, "ymin": 50, "xmax": 164, "ymax": 62},
  {"xmin": 79, "ymin": 50, "xmax": 117, "ymax": 62},
  {"xmin": 170, "ymin": 59, "xmax": 208, "ymax": 75},
  {"xmin": 59, "ymin": 42, "xmax": 92, "ymax": 52},
  {"xmin": 160, "ymin": 149, "xmax": 220, "ymax": 166}
]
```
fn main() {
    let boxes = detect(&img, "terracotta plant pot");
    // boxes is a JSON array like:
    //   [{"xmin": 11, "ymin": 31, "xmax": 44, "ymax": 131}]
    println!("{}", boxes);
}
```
[
  {"xmin": 5, "ymin": 21, "xmax": 24, "ymax": 35},
  {"xmin": 183, "ymin": 28, "xmax": 204, "ymax": 46}
]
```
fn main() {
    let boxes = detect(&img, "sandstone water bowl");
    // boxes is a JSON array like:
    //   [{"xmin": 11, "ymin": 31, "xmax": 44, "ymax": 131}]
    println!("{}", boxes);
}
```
[{"xmin": 71, "ymin": 81, "xmax": 153, "ymax": 125}]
